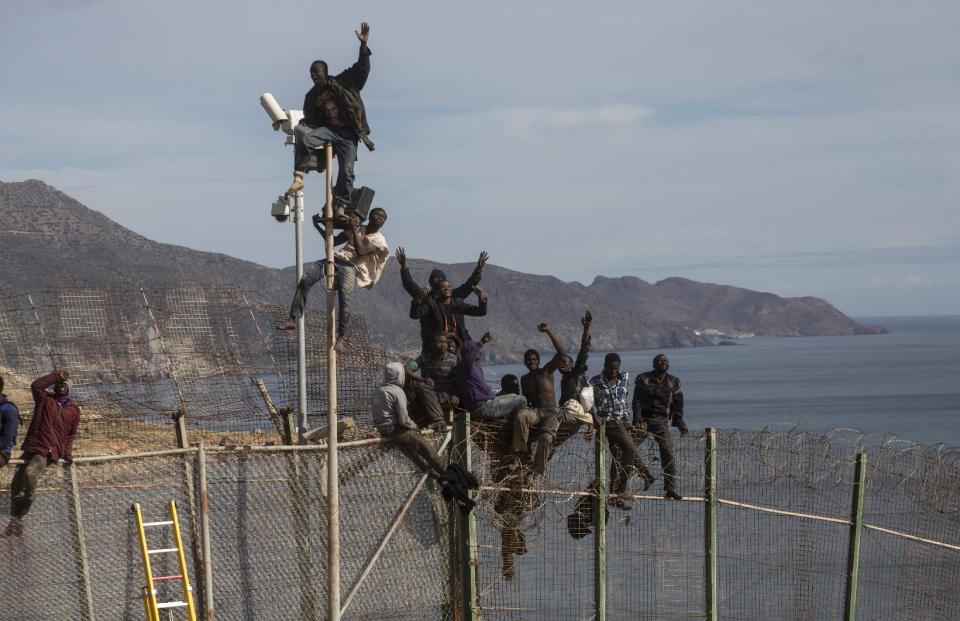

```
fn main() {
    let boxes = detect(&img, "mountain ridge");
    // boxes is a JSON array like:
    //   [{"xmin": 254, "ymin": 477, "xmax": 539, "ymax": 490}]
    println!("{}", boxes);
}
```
[{"xmin": 0, "ymin": 179, "xmax": 885, "ymax": 359}]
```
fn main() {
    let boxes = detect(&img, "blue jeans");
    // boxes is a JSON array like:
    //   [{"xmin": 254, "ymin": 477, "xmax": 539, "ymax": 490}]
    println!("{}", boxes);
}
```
[
  {"xmin": 472, "ymin": 394, "xmax": 528, "ymax": 421},
  {"xmin": 293, "ymin": 124, "xmax": 357, "ymax": 206},
  {"xmin": 289, "ymin": 259, "xmax": 357, "ymax": 337}
]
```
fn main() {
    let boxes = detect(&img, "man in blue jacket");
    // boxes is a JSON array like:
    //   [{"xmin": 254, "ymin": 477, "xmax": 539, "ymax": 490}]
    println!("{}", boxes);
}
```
[{"xmin": 0, "ymin": 374, "xmax": 20, "ymax": 468}]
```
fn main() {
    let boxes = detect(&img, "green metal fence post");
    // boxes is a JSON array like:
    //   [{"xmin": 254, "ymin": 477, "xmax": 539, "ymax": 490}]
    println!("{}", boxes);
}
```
[
  {"xmin": 705, "ymin": 428, "xmax": 718, "ymax": 621},
  {"xmin": 594, "ymin": 421, "xmax": 607, "ymax": 621},
  {"xmin": 454, "ymin": 411, "xmax": 478, "ymax": 621},
  {"xmin": 844, "ymin": 453, "xmax": 867, "ymax": 621}
]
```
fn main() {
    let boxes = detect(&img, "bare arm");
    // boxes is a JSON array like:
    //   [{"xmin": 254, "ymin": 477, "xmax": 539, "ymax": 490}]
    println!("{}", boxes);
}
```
[
  {"xmin": 537, "ymin": 323, "xmax": 567, "ymax": 372},
  {"xmin": 451, "ymin": 251, "xmax": 488, "ymax": 298}
]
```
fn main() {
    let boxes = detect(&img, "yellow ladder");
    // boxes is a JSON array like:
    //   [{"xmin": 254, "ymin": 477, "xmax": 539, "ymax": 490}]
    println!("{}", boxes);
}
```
[{"xmin": 133, "ymin": 500, "xmax": 198, "ymax": 621}]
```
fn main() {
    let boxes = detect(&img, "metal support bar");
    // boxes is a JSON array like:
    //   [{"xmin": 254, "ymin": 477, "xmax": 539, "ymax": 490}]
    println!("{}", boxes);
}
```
[
  {"xmin": 69, "ymin": 465, "xmax": 96, "ymax": 621},
  {"xmin": 197, "ymin": 444, "xmax": 215, "ymax": 620},
  {"xmin": 292, "ymin": 191, "xmax": 308, "ymax": 443},
  {"xmin": 454, "ymin": 411, "xmax": 478, "ymax": 620},
  {"xmin": 594, "ymin": 421, "xmax": 607, "ymax": 621},
  {"xmin": 705, "ymin": 428, "xmax": 719, "ymax": 621},
  {"xmin": 341, "ymin": 431, "xmax": 454, "ymax": 616},
  {"xmin": 844, "ymin": 453, "xmax": 867, "ymax": 621},
  {"xmin": 323, "ymin": 142, "xmax": 342, "ymax": 621}
]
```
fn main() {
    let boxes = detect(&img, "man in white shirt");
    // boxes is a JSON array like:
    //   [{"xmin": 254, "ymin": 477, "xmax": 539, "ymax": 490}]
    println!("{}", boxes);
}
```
[{"xmin": 278, "ymin": 207, "xmax": 389, "ymax": 352}]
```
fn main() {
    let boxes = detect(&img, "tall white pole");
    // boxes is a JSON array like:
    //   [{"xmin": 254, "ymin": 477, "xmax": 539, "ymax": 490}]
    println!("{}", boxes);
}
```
[
  {"xmin": 323, "ymin": 143, "xmax": 341, "ymax": 621},
  {"xmin": 293, "ymin": 191, "xmax": 308, "ymax": 444}
]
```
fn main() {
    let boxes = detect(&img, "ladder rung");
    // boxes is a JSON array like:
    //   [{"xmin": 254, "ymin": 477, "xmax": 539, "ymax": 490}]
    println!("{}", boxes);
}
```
[
  {"xmin": 152, "ymin": 575, "xmax": 183, "ymax": 582},
  {"xmin": 148, "ymin": 548, "xmax": 179, "ymax": 555},
  {"xmin": 157, "ymin": 601, "xmax": 188, "ymax": 609},
  {"xmin": 143, "ymin": 520, "xmax": 173, "ymax": 527}
]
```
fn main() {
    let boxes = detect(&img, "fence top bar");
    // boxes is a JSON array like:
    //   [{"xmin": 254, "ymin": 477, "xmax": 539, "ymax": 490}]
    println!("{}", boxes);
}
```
[{"xmin": 7, "ymin": 447, "xmax": 199, "ymax": 466}]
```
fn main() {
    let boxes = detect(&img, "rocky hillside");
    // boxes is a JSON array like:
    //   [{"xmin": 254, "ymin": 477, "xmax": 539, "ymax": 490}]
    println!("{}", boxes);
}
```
[{"xmin": 0, "ymin": 179, "xmax": 884, "ymax": 360}]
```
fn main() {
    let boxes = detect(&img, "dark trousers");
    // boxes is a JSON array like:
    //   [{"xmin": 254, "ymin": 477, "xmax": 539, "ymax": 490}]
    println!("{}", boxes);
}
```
[
  {"xmin": 512, "ymin": 408, "xmax": 560, "ymax": 475},
  {"xmin": 293, "ymin": 124, "xmax": 358, "ymax": 206},
  {"xmin": 641, "ymin": 416, "xmax": 679, "ymax": 493},
  {"xmin": 387, "ymin": 428, "xmax": 446, "ymax": 476},
  {"xmin": 405, "ymin": 382, "xmax": 444, "ymax": 428},
  {"xmin": 10, "ymin": 453, "xmax": 50, "ymax": 518},
  {"xmin": 605, "ymin": 421, "xmax": 637, "ymax": 494}
]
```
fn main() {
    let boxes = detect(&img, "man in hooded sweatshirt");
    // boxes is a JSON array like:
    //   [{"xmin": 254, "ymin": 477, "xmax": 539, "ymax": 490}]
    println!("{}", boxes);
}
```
[
  {"xmin": 372, "ymin": 362, "xmax": 447, "ymax": 476},
  {"xmin": 5, "ymin": 369, "xmax": 80, "ymax": 537},
  {"xmin": 0, "ymin": 374, "xmax": 21, "ymax": 468}
]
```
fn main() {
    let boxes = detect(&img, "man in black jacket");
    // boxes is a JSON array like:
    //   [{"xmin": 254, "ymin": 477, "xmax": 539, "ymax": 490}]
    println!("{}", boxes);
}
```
[
  {"xmin": 633, "ymin": 354, "xmax": 689, "ymax": 500},
  {"xmin": 396, "ymin": 248, "xmax": 489, "ymax": 351},
  {"xmin": 287, "ymin": 22, "xmax": 375, "ymax": 209}
]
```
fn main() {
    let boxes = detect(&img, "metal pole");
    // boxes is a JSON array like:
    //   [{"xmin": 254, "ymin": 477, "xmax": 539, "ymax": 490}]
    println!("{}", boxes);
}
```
[
  {"xmin": 594, "ymin": 421, "xmax": 606, "ymax": 621},
  {"xmin": 324, "ymin": 142, "xmax": 342, "ymax": 621},
  {"xmin": 705, "ymin": 428, "xmax": 719, "ymax": 621},
  {"xmin": 844, "ymin": 453, "xmax": 867, "ymax": 621},
  {"xmin": 454, "ymin": 410, "xmax": 478, "ymax": 621},
  {"xmin": 68, "ymin": 465, "xmax": 96, "ymax": 621},
  {"xmin": 293, "ymin": 191, "xmax": 308, "ymax": 444},
  {"xmin": 198, "ymin": 444, "xmax": 215, "ymax": 620}
]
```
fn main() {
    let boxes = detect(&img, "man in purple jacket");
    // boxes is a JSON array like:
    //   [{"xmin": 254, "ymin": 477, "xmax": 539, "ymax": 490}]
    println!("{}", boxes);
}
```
[{"xmin": 5, "ymin": 370, "xmax": 80, "ymax": 537}]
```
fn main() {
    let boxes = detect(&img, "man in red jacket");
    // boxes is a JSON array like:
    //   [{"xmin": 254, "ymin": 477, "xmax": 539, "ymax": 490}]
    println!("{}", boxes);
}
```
[{"xmin": 4, "ymin": 370, "xmax": 80, "ymax": 537}]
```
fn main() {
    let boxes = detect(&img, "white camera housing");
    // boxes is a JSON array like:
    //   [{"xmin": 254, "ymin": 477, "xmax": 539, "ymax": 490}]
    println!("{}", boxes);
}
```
[{"xmin": 260, "ymin": 92, "xmax": 303, "ymax": 140}]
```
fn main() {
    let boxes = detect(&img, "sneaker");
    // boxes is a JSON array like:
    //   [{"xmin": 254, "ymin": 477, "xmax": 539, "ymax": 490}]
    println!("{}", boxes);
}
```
[
  {"xmin": 276, "ymin": 319, "xmax": 297, "ymax": 331},
  {"xmin": 665, "ymin": 490, "xmax": 683, "ymax": 501},
  {"xmin": 608, "ymin": 496, "xmax": 633, "ymax": 511}
]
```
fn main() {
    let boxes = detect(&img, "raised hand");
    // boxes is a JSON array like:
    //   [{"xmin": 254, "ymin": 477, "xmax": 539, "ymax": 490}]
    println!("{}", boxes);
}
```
[
  {"xmin": 57, "ymin": 369, "xmax": 70, "ymax": 381},
  {"xmin": 395, "ymin": 246, "xmax": 407, "ymax": 268},
  {"xmin": 356, "ymin": 22, "xmax": 370, "ymax": 45},
  {"xmin": 476, "ymin": 251, "xmax": 489, "ymax": 269},
  {"xmin": 582, "ymin": 311, "xmax": 592, "ymax": 328},
  {"xmin": 480, "ymin": 332, "xmax": 492, "ymax": 345},
  {"xmin": 537, "ymin": 323, "xmax": 550, "ymax": 333}
]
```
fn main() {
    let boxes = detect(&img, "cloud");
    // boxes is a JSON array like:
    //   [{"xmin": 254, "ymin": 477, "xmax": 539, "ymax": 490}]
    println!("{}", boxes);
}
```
[
  {"xmin": 870, "ymin": 275, "xmax": 934, "ymax": 288},
  {"xmin": 488, "ymin": 104, "xmax": 653, "ymax": 137}
]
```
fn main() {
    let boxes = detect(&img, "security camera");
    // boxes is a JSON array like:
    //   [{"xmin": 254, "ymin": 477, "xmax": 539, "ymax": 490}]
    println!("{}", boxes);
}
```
[
  {"xmin": 271, "ymin": 195, "xmax": 290, "ymax": 222},
  {"xmin": 260, "ymin": 93, "xmax": 303, "ymax": 141}
]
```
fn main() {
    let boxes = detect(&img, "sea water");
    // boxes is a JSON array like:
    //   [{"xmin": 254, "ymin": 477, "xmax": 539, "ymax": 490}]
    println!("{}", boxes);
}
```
[{"xmin": 486, "ymin": 315, "xmax": 960, "ymax": 446}]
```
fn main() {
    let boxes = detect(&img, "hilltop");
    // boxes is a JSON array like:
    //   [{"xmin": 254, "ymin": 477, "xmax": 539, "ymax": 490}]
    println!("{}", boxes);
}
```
[{"xmin": 0, "ymin": 179, "xmax": 884, "ymax": 359}]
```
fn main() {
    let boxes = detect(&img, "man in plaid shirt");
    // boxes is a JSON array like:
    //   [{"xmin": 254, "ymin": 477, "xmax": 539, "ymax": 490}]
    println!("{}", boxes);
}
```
[{"xmin": 589, "ymin": 353, "xmax": 638, "ymax": 510}]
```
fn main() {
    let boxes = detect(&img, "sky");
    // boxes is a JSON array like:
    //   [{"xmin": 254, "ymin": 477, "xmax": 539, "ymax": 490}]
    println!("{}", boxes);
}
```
[{"xmin": 1, "ymin": 0, "xmax": 959, "ymax": 316}]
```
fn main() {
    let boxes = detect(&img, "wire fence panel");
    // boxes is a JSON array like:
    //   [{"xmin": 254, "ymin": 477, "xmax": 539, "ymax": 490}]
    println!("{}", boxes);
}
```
[{"xmin": 0, "ymin": 465, "xmax": 85, "ymax": 621}]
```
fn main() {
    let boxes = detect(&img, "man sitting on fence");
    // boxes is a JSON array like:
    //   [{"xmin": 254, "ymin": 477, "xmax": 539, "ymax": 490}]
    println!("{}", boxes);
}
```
[
  {"xmin": 590, "ymin": 354, "xmax": 637, "ymax": 510},
  {"xmin": 5, "ymin": 370, "xmax": 80, "ymax": 537},
  {"xmin": 0, "ymin": 374, "xmax": 21, "ymax": 469},
  {"xmin": 516, "ymin": 323, "xmax": 567, "ymax": 476},
  {"xmin": 372, "ymin": 362, "xmax": 477, "ymax": 511},
  {"xmin": 557, "ymin": 312, "xmax": 595, "ymax": 433},
  {"xmin": 278, "ymin": 209, "xmax": 389, "ymax": 352},
  {"xmin": 633, "ymin": 353, "xmax": 688, "ymax": 500},
  {"xmin": 404, "ymin": 332, "xmax": 459, "ymax": 430}
]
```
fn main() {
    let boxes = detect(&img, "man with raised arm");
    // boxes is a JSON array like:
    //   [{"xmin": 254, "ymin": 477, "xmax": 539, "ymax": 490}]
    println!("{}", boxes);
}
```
[
  {"xmin": 277, "ymin": 209, "xmax": 389, "ymax": 352},
  {"xmin": 396, "ymin": 248, "xmax": 490, "ymax": 351},
  {"xmin": 5, "ymin": 370, "xmax": 80, "ymax": 537},
  {"xmin": 557, "ymin": 312, "xmax": 595, "ymax": 431},
  {"xmin": 395, "ymin": 248, "xmax": 489, "ymax": 301},
  {"xmin": 511, "ymin": 323, "xmax": 564, "ymax": 475},
  {"xmin": 633, "ymin": 353, "xmax": 688, "ymax": 500},
  {"xmin": 286, "ymin": 22, "xmax": 375, "ymax": 212},
  {"xmin": 590, "ymin": 354, "xmax": 637, "ymax": 510}
]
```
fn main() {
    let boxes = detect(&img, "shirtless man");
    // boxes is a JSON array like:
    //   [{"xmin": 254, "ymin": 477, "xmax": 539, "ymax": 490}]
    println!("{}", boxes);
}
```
[{"xmin": 515, "ymin": 323, "xmax": 564, "ymax": 475}]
